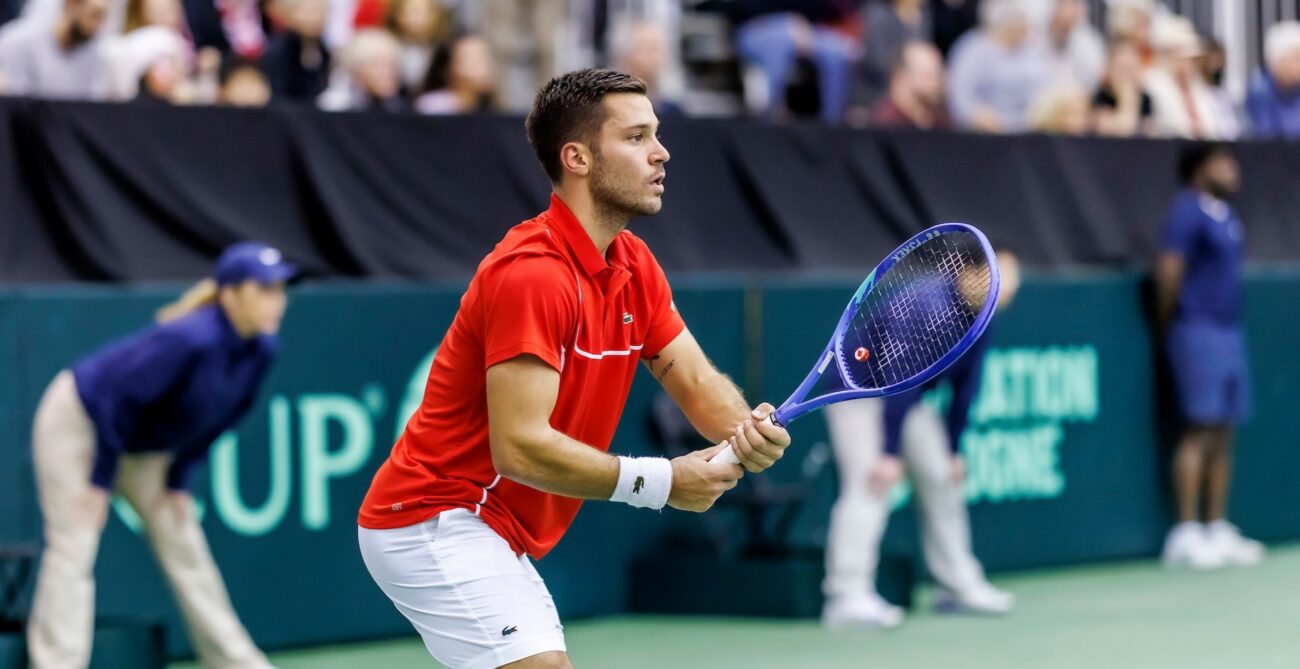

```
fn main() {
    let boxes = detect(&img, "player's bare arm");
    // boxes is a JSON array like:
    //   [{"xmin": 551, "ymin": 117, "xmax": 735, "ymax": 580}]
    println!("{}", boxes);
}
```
[
  {"xmin": 644, "ymin": 328, "xmax": 792, "ymax": 473},
  {"xmin": 487, "ymin": 354, "xmax": 744, "ymax": 511}
]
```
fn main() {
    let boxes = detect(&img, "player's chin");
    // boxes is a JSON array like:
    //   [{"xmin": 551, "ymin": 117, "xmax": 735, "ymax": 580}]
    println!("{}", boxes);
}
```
[{"xmin": 635, "ymin": 196, "xmax": 664, "ymax": 216}]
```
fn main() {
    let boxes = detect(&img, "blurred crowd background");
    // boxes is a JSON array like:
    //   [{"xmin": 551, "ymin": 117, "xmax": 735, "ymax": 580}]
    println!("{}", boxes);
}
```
[{"xmin": 0, "ymin": 0, "xmax": 1298, "ymax": 139}]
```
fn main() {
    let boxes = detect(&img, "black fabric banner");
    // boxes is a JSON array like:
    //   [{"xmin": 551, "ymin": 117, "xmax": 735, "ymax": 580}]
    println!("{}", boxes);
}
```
[{"xmin": 2, "ymin": 97, "xmax": 1299, "ymax": 283}]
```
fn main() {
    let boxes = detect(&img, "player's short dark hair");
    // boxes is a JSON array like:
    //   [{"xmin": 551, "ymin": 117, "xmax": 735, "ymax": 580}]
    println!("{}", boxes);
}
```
[
  {"xmin": 526, "ymin": 69, "xmax": 648, "ymax": 183},
  {"xmin": 1177, "ymin": 142, "xmax": 1233, "ymax": 184}
]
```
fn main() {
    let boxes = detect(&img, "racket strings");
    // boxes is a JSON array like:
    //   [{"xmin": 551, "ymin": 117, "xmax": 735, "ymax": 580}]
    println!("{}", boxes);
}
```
[{"xmin": 840, "ymin": 232, "xmax": 991, "ymax": 390}]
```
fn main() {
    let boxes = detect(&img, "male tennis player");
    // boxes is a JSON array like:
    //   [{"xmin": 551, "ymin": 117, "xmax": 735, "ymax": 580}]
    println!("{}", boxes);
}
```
[
  {"xmin": 1155, "ymin": 143, "xmax": 1263, "ymax": 570},
  {"xmin": 357, "ymin": 69, "xmax": 792, "ymax": 669}
]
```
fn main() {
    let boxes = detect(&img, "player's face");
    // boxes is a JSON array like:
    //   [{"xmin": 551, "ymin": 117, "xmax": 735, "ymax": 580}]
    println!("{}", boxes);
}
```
[
  {"xmin": 588, "ymin": 93, "xmax": 670, "ymax": 219},
  {"xmin": 222, "ymin": 281, "xmax": 288, "ymax": 337}
]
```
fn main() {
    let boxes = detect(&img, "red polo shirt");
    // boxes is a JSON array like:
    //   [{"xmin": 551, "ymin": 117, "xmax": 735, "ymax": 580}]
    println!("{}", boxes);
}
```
[{"xmin": 358, "ymin": 194, "xmax": 686, "ymax": 558}]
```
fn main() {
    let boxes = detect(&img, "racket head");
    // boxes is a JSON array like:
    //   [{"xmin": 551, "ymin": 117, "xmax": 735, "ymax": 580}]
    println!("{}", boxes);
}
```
[{"xmin": 773, "ymin": 223, "xmax": 1000, "ymax": 425}]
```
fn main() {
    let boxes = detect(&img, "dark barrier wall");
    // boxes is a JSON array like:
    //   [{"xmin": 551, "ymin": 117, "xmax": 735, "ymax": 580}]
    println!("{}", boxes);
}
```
[
  {"xmin": 2, "ymin": 273, "xmax": 1299, "ymax": 658},
  {"xmin": 3, "ymin": 98, "xmax": 1300, "ymax": 283}
]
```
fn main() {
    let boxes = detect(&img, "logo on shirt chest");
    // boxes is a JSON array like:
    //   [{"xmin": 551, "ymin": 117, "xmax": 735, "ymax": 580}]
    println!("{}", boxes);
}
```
[{"xmin": 623, "ymin": 312, "xmax": 634, "ymax": 325}]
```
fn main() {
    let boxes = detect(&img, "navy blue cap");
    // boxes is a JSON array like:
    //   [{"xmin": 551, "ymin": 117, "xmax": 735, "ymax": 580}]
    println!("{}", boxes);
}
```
[{"xmin": 214, "ymin": 242, "xmax": 298, "ymax": 286}]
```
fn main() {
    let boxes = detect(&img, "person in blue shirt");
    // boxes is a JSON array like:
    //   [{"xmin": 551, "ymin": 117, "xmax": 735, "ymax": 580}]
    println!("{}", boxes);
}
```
[
  {"xmin": 26, "ymin": 242, "xmax": 294, "ymax": 669},
  {"xmin": 821, "ymin": 250, "xmax": 1019, "ymax": 630},
  {"xmin": 1154, "ymin": 144, "xmax": 1263, "ymax": 571},
  {"xmin": 1244, "ymin": 21, "xmax": 1300, "ymax": 139}
]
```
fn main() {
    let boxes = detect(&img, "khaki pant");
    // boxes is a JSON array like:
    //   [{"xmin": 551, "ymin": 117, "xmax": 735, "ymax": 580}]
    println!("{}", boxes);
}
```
[
  {"xmin": 27, "ymin": 371, "xmax": 269, "ymax": 669},
  {"xmin": 823, "ymin": 398, "xmax": 988, "ymax": 600}
]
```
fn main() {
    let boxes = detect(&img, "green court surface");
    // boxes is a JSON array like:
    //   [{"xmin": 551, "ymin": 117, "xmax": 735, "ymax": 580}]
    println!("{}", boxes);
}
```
[{"xmin": 174, "ymin": 545, "xmax": 1300, "ymax": 669}]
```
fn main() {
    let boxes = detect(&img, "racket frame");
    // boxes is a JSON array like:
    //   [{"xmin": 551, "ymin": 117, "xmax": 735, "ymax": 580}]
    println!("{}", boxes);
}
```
[{"xmin": 770, "ymin": 222, "xmax": 1000, "ymax": 427}]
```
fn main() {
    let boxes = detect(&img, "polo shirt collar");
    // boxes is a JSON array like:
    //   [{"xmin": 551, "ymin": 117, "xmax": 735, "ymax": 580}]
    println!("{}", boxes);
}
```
[{"xmin": 547, "ymin": 194, "xmax": 621, "ymax": 278}]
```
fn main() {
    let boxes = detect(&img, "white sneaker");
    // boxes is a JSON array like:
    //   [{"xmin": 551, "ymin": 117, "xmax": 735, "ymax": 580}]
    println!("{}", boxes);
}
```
[
  {"xmin": 933, "ymin": 582, "xmax": 1015, "ymax": 616},
  {"xmin": 821, "ymin": 593, "xmax": 905, "ymax": 629},
  {"xmin": 1206, "ymin": 521, "xmax": 1265, "ymax": 567},
  {"xmin": 1162, "ymin": 522, "xmax": 1226, "ymax": 570}
]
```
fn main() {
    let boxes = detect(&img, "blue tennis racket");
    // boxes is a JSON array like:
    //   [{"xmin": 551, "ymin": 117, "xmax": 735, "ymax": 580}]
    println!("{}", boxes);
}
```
[{"xmin": 711, "ymin": 223, "xmax": 1000, "ymax": 465}]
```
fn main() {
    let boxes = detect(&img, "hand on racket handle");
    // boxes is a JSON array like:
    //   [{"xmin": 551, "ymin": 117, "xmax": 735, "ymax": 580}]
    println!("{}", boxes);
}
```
[
  {"xmin": 707, "ymin": 403, "xmax": 791, "ymax": 472},
  {"xmin": 667, "ymin": 443, "xmax": 744, "ymax": 512}
]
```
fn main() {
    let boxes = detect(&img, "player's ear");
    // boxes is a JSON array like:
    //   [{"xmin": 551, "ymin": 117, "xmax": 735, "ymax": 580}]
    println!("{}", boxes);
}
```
[{"xmin": 559, "ymin": 141, "xmax": 592, "ymax": 179}]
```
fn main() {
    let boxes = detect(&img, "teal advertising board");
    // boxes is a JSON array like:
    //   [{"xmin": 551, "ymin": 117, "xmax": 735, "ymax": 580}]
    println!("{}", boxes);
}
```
[{"xmin": 1, "ymin": 272, "xmax": 1298, "ymax": 658}]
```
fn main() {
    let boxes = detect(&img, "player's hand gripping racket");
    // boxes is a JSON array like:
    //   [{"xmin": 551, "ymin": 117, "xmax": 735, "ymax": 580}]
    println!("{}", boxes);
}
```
[{"xmin": 711, "ymin": 223, "xmax": 1001, "ymax": 465}]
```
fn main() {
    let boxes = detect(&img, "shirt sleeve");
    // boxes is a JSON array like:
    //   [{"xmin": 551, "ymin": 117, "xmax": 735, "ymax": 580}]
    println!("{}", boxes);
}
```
[
  {"xmin": 480, "ymin": 255, "xmax": 580, "ymax": 372},
  {"xmin": 1160, "ymin": 197, "xmax": 1200, "ymax": 258},
  {"xmin": 637, "ymin": 248, "xmax": 687, "ymax": 358},
  {"xmin": 882, "ymin": 388, "xmax": 923, "ymax": 457},
  {"xmin": 944, "ymin": 340, "xmax": 989, "ymax": 455}
]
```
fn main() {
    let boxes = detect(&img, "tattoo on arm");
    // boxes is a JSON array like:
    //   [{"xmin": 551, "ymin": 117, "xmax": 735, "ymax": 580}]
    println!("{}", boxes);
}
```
[{"xmin": 657, "ymin": 359, "xmax": 675, "ymax": 381}]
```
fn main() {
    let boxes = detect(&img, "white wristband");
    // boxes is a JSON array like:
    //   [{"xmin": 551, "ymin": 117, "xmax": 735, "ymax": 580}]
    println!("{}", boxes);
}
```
[{"xmin": 610, "ymin": 456, "xmax": 673, "ymax": 510}]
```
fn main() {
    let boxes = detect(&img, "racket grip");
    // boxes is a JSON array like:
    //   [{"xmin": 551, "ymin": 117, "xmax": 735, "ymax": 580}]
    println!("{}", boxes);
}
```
[
  {"xmin": 706, "ymin": 414, "xmax": 777, "ymax": 465},
  {"xmin": 708, "ymin": 441, "xmax": 741, "ymax": 465}
]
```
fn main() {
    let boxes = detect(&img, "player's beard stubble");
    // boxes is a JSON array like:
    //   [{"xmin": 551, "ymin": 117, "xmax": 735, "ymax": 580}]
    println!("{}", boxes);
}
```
[{"xmin": 588, "ymin": 147, "xmax": 663, "ymax": 228}]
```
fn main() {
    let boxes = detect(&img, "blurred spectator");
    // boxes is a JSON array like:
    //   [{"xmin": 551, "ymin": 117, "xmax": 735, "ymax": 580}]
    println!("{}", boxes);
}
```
[
  {"xmin": 859, "ymin": 0, "xmax": 930, "ymax": 106},
  {"xmin": 481, "ymin": 0, "xmax": 565, "ymax": 112},
  {"xmin": 1106, "ymin": 0, "xmax": 1153, "ymax": 67},
  {"xmin": 106, "ymin": 0, "xmax": 220, "ymax": 103},
  {"xmin": 413, "ymin": 32, "xmax": 493, "ymax": 114},
  {"xmin": 319, "ymin": 27, "xmax": 406, "ymax": 111},
  {"xmin": 1027, "ymin": 82, "xmax": 1090, "ymax": 134},
  {"xmin": 180, "ymin": 0, "xmax": 265, "ymax": 61},
  {"xmin": 104, "ymin": 26, "xmax": 189, "ymax": 100},
  {"xmin": 869, "ymin": 40, "xmax": 949, "ymax": 129},
  {"xmin": 260, "ymin": 0, "xmax": 330, "ymax": 102},
  {"xmin": 133, "ymin": 47, "xmax": 191, "ymax": 102},
  {"xmin": 1155, "ymin": 144, "xmax": 1263, "ymax": 571},
  {"xmin": 1200, "ymin": 38, "xmax": 1241, "ymax": 139},
  {"xmin": 124, "ymin": 0, "xmax": 186, "ymax": 34},
  {"xmin": 1035, "ymin": 0, "xmax": 1104, "ymax": 90},
  {"xmin": 414, "ymin": 32, "xmax": 494, "ymax": 114},
  {"xmin": 721, "ymin": 2, "xmax": 861, "ymax": 122},
  {"xmin": 612, "ymin": 19, "xmax": 683, "ymax": 118},
  {"xmin": 218, "ymin": 58, "xmax": 269, "ymax": 105},
  {"xmin": 1144, "ymin": 17, "xmax": 1230, "ymax": 139},
  {"xmin": 1092, "ymin": 39, "xmax": 1152, "ymax": 137},
  {"xmin": 947, "ymin": 0, "xmax": 1050, "ymax": 133},
  {"xmin": 929, "ymin": 0, "xmax": 980, "ymax": 57},
  {"xmin": 1245, "ymin": 21, "xmax": 1300, "ymax": 139},
  {"xmin": 0, "ymin": 0, "xmax": 110, "ymax": 100},
  {"xmin": 385, "ymin": 0, "xmax": 448, "ymax": 94}
]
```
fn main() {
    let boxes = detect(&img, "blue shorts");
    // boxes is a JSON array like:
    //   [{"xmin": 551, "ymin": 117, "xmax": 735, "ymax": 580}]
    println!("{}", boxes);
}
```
[{"xmin": 1166, "ymin": 321, "xmax": 1251, "ymax": 426}]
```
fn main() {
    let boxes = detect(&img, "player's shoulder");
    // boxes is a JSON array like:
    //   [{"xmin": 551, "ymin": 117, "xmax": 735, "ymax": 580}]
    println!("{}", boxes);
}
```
[
  {"xmin": 1167, "ymin": 189, "xmax": 1208, "ymax": 221},
  {"xmin": 149, "ymin": 306, "xmax": 225, "ymax": 351},
  {"xmin": 476, "ymin": 221, "xmax": 579, "ymax": 291}
]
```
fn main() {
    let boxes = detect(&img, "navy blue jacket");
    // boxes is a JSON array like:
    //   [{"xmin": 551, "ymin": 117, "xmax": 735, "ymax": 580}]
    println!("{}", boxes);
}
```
[
  {"xmin": 882, "ymin": 327, "xmax": 991, "ymax": 457},
  {"xmin": 72, "ymin": 305, "xmax": 278, "ymax": 490}
]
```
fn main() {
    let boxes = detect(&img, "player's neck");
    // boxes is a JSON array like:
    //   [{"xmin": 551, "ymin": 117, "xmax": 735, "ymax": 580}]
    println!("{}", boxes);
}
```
[{"xmin": 553, "ymin": 186, "xmax": 627, "ymax": 258}]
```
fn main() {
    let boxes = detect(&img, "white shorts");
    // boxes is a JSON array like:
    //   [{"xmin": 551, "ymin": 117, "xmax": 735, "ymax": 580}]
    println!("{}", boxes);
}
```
[{"xmin": 358, "ymin": 508, "xmax": 566, "ymax": 669}]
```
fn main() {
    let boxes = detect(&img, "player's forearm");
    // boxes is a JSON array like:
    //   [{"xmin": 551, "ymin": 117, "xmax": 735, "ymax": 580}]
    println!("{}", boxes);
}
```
[
  {"xmin": 676, "ymin": 369, "xmax": 753, "ymax": 444},
  {"xmin": 491, "ymin": 429, "xmax": 620, "ymax": 500}
]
